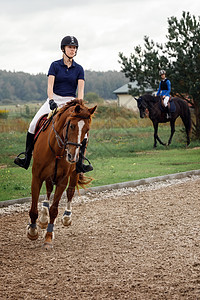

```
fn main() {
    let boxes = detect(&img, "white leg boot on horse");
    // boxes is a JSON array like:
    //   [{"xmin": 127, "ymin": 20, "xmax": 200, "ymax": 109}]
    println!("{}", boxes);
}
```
[
  {"xmin": 38, "ymin": 200, "xmax": 50, "ymax": 229},
  {"xmin": 26, "ymin": 223, "xmax": 39, "ymax": 240},
  {"xmin": 62, "ymin": 200, "xmax": 72, "ymax": 226},
  {"xmin": 38, "ymin": 180, "xmax": 53, "ymax": 229},
  {"xmin": 61, "ymin": 173, "xmax": 78, "ymax": 226}
]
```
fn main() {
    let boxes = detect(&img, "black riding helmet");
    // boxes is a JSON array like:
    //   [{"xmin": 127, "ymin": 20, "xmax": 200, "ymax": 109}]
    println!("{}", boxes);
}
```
[{"xmin": 61, "ymin": 36, "xmax": 79, "ymax": 50}]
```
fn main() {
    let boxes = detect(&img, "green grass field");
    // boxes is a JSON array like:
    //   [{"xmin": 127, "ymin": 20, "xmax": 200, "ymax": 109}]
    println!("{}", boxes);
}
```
[
  {"xmin": 0, "ymin": 123, "xmax": 200, "ymax": 201},
  {"xmin": 0, "ymin": 102, "xmax": 199, "ymax": 201}
]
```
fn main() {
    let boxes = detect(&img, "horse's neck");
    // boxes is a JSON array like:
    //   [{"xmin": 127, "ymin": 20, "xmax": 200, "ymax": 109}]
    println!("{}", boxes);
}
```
[
  {"xmin": 56, "ymin": 110, "xmax": 71, "ymax": 129},
  {"xmin": 145, "ymin": 97, "xmax": 155, "ymax": 111}
]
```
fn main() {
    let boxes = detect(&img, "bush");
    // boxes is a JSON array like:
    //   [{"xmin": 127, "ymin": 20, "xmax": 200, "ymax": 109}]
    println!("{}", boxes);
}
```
[
  {"xmin": 95, "ymin": 104, "xmax": 137, "ymax": 119},
  {"xmin": 0, "ymin": 109, "xmax": 9, "ymax": 119},
  {"xmin": 85, "ymin": 92, "xmax": 104, "ymax": 104}
]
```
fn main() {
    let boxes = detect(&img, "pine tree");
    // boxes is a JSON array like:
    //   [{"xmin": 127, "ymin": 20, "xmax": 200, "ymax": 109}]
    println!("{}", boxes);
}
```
[{"xmin": 119, "ymin": 11, "xmax": 200, "ymax": 139}]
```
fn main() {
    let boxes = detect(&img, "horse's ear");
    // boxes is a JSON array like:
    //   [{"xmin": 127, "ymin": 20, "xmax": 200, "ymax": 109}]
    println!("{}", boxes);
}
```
[
  {"xmin": 134, "ymin": 97, "xmax": 138, "ymax": 101},
  {"xmin": 74, "ymin": 104, "xmax": 81, "ymax": 114},
  {"xmin": 88, "ymin": 105, "xmax": 97, "ymax": 115}
]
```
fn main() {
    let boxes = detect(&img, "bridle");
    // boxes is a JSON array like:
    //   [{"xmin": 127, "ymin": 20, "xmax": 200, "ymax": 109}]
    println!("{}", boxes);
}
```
[
  {"xmin": 49, "ymin": 114, "xmax": 90, "ymax": 155},
  {"xmin": 48, "ymin": 113, "xmax": 91, "ymax": 185}
]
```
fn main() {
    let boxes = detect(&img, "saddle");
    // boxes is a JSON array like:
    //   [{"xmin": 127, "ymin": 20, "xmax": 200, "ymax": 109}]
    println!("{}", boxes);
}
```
[
  {"xmin": 34, "ymin": 114, "xmax": 50, "ymax": 142},
  {"xmin": 159, "ymin": 97, "xmax": 176, "ymax": 113}
]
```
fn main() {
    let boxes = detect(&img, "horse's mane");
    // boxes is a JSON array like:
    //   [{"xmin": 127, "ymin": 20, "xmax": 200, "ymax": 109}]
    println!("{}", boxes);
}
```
[
  {"xmin": 57, "ymin": 99, "xmax": 85, "ymax": 117},
  {"xmin": 143, "ymin": 94, "xmax": 160, "ymax": 103}
]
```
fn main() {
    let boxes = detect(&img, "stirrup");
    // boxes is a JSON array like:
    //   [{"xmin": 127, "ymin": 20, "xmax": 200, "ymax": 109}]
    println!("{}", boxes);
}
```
[
  {"xmin": 76, "ymin": 156, "xmax": 93, "ymax": 173},
  {"xmin": 14, "ymin": 151, "xmax": 31, "ymax": 169},
  {"xmin": 16, "ymin": 151, "xmax": 26, "ymax": 158}
]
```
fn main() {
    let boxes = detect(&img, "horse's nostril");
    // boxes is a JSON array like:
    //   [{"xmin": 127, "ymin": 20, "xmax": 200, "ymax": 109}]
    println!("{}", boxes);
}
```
[{"xmin": 68, "ymin": 153, "xmax": 72, "ymax": 161}]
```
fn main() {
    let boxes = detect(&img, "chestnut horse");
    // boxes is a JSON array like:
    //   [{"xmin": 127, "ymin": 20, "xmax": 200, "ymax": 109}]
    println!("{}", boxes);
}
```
[{"xmin": 27, "ymin": 99, "xmax": 96, "ymax": 249}]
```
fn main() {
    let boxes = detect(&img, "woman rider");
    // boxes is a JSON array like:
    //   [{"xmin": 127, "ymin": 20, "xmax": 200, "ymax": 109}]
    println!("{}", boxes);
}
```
[
  {"xmin": 156, "ymin": 70, "xmax": 171, "ymax": 118},
  {"xmin": 14, "ymin": 36, "xmax": 93, "ymax": 173}
]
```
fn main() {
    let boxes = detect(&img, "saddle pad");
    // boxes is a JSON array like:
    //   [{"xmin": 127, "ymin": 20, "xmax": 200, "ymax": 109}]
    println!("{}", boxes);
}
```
[{"xmin": 159, "ymin": 99, "xmax": 176, "ymax": 113}]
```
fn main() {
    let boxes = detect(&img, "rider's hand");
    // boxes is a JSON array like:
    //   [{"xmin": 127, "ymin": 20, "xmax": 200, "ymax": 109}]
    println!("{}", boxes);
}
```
[{"xmin": 49, "ymin": 99, "xmax": 58, "ymax": 110}]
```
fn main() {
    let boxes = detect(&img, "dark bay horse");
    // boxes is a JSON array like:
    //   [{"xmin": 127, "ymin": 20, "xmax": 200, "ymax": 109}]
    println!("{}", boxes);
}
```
[
  {"xmin": 135, "ymin": 94, "xmax": 191, "ymax": 147},
  {"xmin": 27, "ymin": 99, "xmax": 97, "ymax": 249}
]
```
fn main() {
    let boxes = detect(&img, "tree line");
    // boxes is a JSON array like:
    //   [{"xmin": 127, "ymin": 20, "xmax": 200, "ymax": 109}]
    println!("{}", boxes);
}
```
[{"xmin": 0, "ymin": 69, "xmax": 128, "ymax": 104}]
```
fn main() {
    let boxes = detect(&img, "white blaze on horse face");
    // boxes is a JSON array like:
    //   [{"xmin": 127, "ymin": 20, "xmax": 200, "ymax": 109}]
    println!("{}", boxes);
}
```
[{"xmin": 75, "ymin": 120, "xmax": 85, "ymax": 161}]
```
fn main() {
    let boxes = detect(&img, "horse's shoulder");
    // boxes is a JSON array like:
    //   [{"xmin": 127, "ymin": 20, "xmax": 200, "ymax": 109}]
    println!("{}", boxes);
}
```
[{"xmin": 153, "ymin": 96, "xmax": 160, "ymax": 103}]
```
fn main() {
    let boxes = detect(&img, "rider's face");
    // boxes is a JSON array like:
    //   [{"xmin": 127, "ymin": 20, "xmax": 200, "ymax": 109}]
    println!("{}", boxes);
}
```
[
  {"xmin": 161, "ymin": 74, "xmax": 166, "ymax": 79},
  {"xmin": 64, "ymin": 45, "xmax": 77, "ymax": 58}
]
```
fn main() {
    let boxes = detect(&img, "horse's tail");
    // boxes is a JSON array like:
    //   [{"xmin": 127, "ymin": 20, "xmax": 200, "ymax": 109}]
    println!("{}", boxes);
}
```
[
  {"xmin": 178, "ymin": 98, "xmax": 192, "ymax": 133},
  {"xmin": 176, "ymin": 98, "xmax": 192, "ymax": 145},
  {"xmin": 77, "ymin": 173, "xmax": 93, "ymax": 191}
]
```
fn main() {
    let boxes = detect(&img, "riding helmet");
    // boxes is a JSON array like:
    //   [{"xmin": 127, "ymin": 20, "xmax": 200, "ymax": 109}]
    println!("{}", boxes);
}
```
[
  {"xmin": 61, "ymin": 36, "xmax": 79, "ymax": 50},
  {"xmin": 159, "ymin": 70, "xmax": 166, "ymax": 75}
]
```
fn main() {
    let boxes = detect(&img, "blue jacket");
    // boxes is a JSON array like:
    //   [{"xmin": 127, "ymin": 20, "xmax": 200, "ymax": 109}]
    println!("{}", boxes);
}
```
[{"xmin": 157, "ymin": 78, "xmax": 171, "ymax": 97}]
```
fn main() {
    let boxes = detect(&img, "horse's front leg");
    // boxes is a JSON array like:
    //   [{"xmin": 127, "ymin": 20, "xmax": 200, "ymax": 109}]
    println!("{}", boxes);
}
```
[
  {"xmin": 44, "ymin": 180, "xmax": 68, "ymax": 249},
  {"xmin": 167, "ymin": 120, "xmax": 175, "ymax": 146},
  {"xmin": 62, "ymin": 170, "xmax": 78, "ymax": 226},
  {"xmin": 38, "ymin": 179, "xmax": 53, "ymax": 229},
  {"xmin": 153, "ymin": 122, "xmax": 166, "ymax": 147},
  {"xmin": 27, "ymin": 176, "xmax": 43, "ymax": 240}
]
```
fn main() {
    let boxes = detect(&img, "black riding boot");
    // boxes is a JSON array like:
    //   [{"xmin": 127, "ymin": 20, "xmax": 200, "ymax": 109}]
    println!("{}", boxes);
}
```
[
  {"xmin": 14, "ymin": 132, "xmax": 35, "ymax": 170},
  {"xmin": 166, "ymin": 102, "xmax": 171, "ymax": 119},
  {"xmin": 76, "ymin": 138, "xmax": 93, "ymax": 173}
]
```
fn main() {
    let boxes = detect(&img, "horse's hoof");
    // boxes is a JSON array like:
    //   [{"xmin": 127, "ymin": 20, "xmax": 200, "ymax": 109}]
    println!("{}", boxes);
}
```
[
  {"xmin": 43, "ymin": 242, "xmax": 53, "ymax": 250},
  {"xmin": 27, "ymin": 231, "xmax": 39, "ymax": 240},
  {"xmin": 38, "ymin": 220, "xmax": 48, "ymax": 229},
  {"xmin": 61, "ymin": 215, "xmax": 72, "ymax": 226},
  {"xmin": 27, "ymin": 226, "xmax": 39, "ymax": 240},
  {"xmin": 43, "ymin": 232, "xmax": 54, "ymax": 249}
]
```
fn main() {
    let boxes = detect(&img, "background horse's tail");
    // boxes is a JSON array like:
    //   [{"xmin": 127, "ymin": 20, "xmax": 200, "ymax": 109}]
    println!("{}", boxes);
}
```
[
  {"xmin": 178, "ymin": 98, "xmax": 192, "ymax": 132},
  {"xmin": 176, "ymin": 98, "xmax": 191, "ymax": 145},
  {"xmin": 77, "ymin": 173, "xmax": 93, "ymax": 191}
]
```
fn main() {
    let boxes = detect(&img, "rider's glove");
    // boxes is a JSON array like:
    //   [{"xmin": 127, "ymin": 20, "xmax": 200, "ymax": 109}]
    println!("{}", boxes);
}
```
[{"xmin": 49, "ymin": 99, "xmax": 58, "ymax": 110}]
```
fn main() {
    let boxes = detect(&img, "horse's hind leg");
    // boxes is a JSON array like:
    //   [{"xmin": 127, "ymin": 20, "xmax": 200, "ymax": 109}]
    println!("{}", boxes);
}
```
[
  {"xmin": 27, "ymin": 176, "xmax": 42, "ymax": 240},
  {"xmin": 62, "ymin": 171, "xmax": 78, "ymax": 226},
  {"xmin": 38, "ymin": 179, "xmax": 53, "ymax": 229}
]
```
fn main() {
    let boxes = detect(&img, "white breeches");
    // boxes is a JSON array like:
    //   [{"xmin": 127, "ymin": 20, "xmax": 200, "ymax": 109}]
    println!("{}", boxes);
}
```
[
  {"xmin": 28, "ymin": 94, "xmax": 75, "ymax": 134},
  {"xmin": 163, "ymin": 96, "xmax": 169, "ymax": 107}
]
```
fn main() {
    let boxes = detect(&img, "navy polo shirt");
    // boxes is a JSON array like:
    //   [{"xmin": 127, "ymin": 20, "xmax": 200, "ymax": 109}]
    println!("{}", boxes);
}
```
[{"xmin": 47, "ymin": 59, "xmax": 85, "ymax": 97}]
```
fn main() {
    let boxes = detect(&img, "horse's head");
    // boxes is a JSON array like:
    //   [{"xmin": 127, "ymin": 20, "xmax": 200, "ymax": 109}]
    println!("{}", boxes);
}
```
[
  {"xmin": 62, "ymin": 102, "xmax": 97, "ymax": 164},
  {"xmin": 135, "ymin": 96, "xmax": 147, "ymax": 118}
]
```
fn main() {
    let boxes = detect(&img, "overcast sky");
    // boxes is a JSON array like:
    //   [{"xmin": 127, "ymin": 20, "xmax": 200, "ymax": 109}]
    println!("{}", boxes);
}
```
[{"xmin": 0, "ymin": 0, "xmax": 199, "ymax": 74}]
